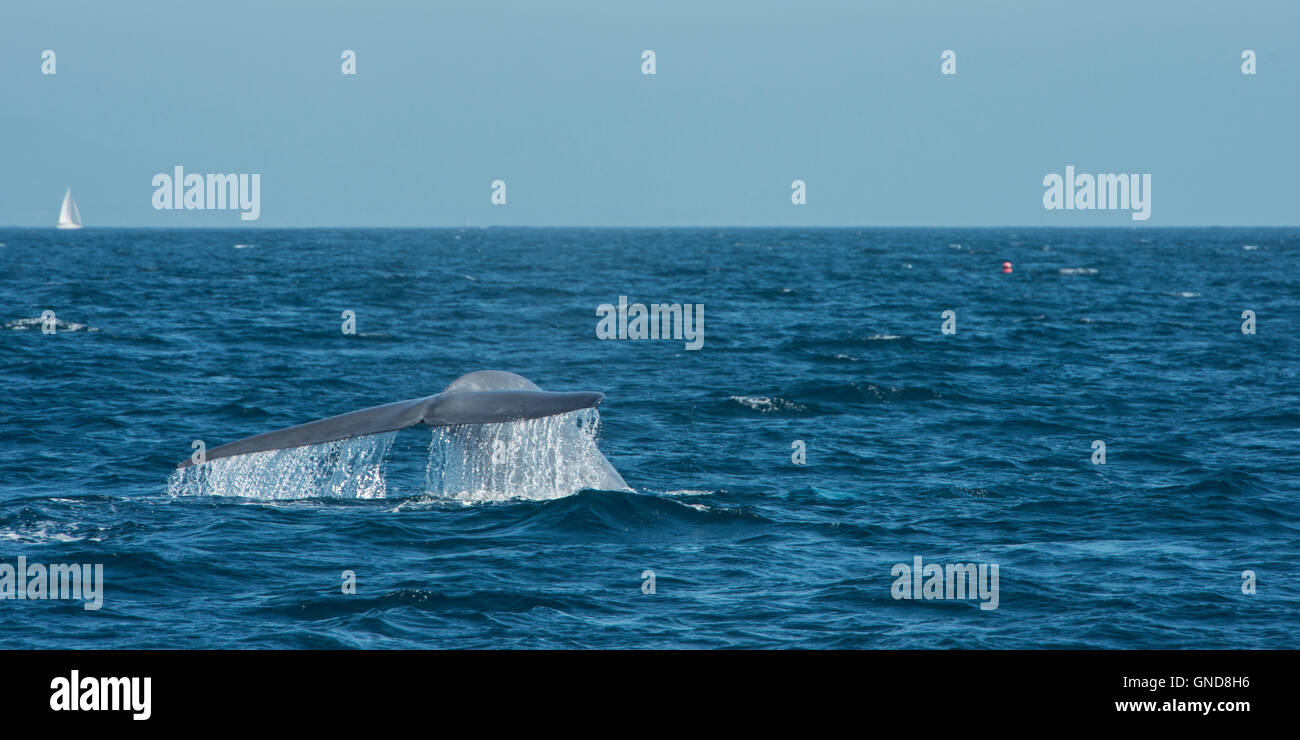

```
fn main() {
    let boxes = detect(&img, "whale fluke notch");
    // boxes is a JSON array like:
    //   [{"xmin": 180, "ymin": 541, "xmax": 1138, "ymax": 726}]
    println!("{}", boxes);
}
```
[{"xmin": 177, "ymin": 371, "xmax": 605, "ymax": 468}]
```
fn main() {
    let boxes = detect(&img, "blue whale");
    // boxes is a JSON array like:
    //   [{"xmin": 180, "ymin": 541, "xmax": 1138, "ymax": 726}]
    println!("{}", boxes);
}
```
[{"xmin": 178, "ymin": 371, "xmax": 608, "ymax": 469}]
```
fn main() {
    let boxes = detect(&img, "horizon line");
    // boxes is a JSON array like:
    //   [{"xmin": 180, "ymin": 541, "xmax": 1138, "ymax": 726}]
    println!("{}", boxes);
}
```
[{"xmin": 4, "ymin": 224, "xmax": 1299, "ymax": 230}]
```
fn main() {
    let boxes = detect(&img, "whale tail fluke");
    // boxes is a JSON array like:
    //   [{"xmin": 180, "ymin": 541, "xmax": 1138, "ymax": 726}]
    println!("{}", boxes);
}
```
[{"xmin": 178, "ymin": 371, "xmax": 605, "ymax": 468}]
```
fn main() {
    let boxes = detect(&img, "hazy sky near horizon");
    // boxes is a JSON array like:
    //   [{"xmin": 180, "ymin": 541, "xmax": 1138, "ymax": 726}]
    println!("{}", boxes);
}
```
[{"xmin": 2, "ymin": 0, "xmax": 1297, "ymax": 227}]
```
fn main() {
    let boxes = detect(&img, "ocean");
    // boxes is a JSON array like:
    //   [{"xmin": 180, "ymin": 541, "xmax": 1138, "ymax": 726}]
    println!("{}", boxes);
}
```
[{"xmin": 1, "ymin": 227, "xmax": 1296, "ymax": 648}]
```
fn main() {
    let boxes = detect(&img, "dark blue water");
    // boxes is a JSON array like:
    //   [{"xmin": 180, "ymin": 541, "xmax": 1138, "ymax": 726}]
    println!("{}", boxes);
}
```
[{"xmin": 2, "ymin": 227, "xmax": 1297, "ymax": 648}]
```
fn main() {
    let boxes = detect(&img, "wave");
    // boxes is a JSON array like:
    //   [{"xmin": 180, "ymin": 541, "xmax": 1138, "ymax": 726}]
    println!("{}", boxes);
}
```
[
  {"xmin": 4, "ymin": 316, "xmax": 99, "ymax": 332},
  {"xmin": 504, "ymin": 489, "xmax": 770, "ymax": 536},
  {"xmin": 728, "ymin": 395, "xmax": 808, "ymax": 413},
  {"xmin": 778, "ymin": 333, "xmax": 914, "ymax": 355},
  {"xmin": 0, "ymin": 519, "xmax": 93, "ymax": 544},
  {"xmin": 791, "ymin": 380, "xmax": 941, "ymax": 404},
  {"xmin": 725, "ymin": 380, "xmax": 941, "ymax": 416}
]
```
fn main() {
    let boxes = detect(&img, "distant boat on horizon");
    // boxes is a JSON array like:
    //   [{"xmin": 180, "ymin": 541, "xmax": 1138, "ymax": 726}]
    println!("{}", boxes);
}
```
[{"xmin": 56, "ymin": 188, "xmax": 82, "ymax": 229}]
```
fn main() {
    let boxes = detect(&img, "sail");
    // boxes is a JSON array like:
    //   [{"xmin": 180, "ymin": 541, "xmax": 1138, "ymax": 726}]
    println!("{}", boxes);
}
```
[{"xmin": 57, "ymin": 188, "xmax": 82, "ymax": 229}]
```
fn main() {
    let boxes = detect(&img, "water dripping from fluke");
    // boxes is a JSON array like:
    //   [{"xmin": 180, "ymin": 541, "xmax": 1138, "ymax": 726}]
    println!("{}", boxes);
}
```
[{"xmin": 167, "ymin": 371, "xmax": 628, "ymax": 501}]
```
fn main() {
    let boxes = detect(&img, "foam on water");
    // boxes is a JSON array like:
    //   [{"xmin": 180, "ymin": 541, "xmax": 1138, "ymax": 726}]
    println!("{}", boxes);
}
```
[
  {"xmin": 729, "ymin": 395, "xmax": 807, "ymax": 413},
  {"xmin": 5, "ymin": 316, "xmax": 99, "ymax": 332},
  {"xmin": 167, "ymin": 432, "xmax": 398, "ymax": 499},
  {"xmin": 424, "ymin": 408, "xmax": 629, "ymax": 502}
]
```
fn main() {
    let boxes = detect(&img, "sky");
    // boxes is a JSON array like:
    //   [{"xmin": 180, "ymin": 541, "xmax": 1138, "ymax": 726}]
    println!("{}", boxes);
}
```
[{"xmin": 1, "ymin": 0, "xmax": 1297, "ymax": 227}]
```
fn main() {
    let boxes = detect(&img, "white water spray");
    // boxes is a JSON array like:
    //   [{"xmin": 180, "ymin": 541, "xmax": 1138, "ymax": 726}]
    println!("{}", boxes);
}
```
[
  {"xmin": 166, "ymin": 432, "xmax": 397, "ymax": 499},
  {"xmin": 165, "ymin": 409, "xmax": 627, "ymax": 501},
  {"xmin": 425, "ymin": 408, "xmax": 630, "ymax": 502}
]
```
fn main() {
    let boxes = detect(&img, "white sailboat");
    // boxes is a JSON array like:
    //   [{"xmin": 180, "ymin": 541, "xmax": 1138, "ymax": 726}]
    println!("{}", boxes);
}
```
[{"xmin": 56, "ymin": 188, "xmax": 82, "ymax": 229}]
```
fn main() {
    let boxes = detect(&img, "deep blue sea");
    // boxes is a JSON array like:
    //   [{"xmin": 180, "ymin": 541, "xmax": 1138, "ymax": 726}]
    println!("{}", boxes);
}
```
[{"xmin": 1, "ymin": 227, "xmax": 1297, "ymax": 648}]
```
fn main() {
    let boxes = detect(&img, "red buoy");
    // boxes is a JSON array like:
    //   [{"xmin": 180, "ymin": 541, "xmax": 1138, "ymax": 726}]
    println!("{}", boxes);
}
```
[{"xmin": 1002, "ymin": 261, "xmax": 1013, "ymax": 273}]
